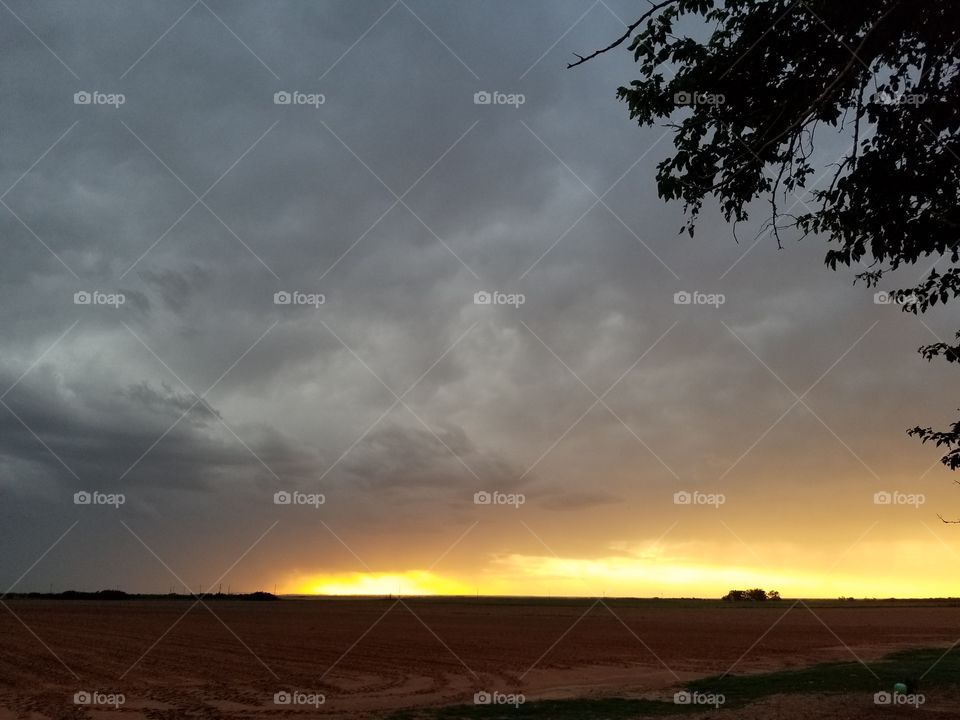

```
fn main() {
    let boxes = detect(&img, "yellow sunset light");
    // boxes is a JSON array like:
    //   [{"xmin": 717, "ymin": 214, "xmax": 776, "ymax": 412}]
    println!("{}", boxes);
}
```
[{"xmin": 295, "ymin": 571, "xmax": 468, "ymax": 596}]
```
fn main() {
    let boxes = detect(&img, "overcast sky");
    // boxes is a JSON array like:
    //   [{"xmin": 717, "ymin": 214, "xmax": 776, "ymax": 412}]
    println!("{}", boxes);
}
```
[{"xmin": 1, "ymin": 0, "xmax": 956, "ymax": 598}]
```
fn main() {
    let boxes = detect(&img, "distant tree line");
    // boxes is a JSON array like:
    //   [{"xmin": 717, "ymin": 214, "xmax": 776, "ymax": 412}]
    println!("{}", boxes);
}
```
[
  {"xmin": 8, "ymin": 589, "xmax": 279, "ymax": 601},
  {"xmin": 722, "ymin": 588, "xmax": 781, "ymax": 601}
]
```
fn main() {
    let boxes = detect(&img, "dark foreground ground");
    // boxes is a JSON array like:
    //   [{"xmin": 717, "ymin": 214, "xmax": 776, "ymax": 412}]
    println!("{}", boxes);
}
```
[{"xmin": 1, "ymin": 597, "xmax": 959, "ymax": 718}]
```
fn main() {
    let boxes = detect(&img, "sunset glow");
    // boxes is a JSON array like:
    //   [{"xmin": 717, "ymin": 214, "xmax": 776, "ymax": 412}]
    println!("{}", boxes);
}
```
[
  {"xmin": 294, "ymin": 571, "xmax": 469, "ymax": 596},
  {"xmin": 281, "ymin": 533, "xmax": 960, "ymax": 599}
]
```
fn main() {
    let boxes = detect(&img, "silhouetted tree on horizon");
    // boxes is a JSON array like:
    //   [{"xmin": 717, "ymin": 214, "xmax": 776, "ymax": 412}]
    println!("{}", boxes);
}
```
[{"xmin": 722, "ymin": 588, "xmax": 780, "ymax": 600}]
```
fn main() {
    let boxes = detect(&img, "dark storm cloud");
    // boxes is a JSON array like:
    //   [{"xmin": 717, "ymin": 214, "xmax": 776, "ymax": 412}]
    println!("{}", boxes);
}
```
[
  {"xmin": 0, "ymin": 0, "xmax": 953, "ymax": 591},
  {"xmin": 339, "ymin": 421, "xmax": 524, "ymax": 493}
]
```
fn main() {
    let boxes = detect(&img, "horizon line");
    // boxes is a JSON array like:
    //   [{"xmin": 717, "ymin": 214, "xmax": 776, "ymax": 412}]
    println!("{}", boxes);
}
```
[{"xmin": 9, "ymin": 589, "xmax": 960, "ymax": 602}]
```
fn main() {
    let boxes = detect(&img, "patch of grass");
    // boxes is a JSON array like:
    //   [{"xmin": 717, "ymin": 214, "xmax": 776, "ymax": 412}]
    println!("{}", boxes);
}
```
[
  {"xmin": 698, "ymin": 645, "xmax": 960, "ymax": 702},
  {"xmin": 388, "ymin": 697, "xmax": 692, "ymax": 719},
  {"xmin": 391, "ymin": 646, "xmax": 960, "ymax": 719}
]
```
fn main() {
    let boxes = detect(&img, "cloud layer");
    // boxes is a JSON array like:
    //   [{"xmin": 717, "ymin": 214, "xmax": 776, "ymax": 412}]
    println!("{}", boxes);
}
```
[{"xmin": 0, "ymin": 0, "xmax": 955, "ymax": 597}]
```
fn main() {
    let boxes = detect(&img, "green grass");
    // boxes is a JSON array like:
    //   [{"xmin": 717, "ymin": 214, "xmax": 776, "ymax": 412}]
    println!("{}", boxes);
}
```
[
  {"xmin": 387, "ymin": 698, "xmax": 694, "ymax": 720},
  {"xmin": 389, "ymin": 646, "xmax": 960, "ymax": 719},
  {"xmin": 686, "ymin": 645, "xmax": 958, "ymax": 702}
]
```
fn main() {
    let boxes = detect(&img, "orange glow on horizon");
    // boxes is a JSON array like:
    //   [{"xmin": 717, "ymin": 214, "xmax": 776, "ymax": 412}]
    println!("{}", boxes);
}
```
[
  {"xmin": 281, "ymin": 538, "xmax": 960, "ymax": 598},
  {"xmin": 291, "ymin": 571, "xmax": 469, "ymax": 596}
]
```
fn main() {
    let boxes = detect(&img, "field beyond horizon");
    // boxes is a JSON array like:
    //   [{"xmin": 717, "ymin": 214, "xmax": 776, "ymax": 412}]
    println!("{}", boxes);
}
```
[{"xmin": 2, "ymin": 597, "xmax": 960, "ymax": 719}]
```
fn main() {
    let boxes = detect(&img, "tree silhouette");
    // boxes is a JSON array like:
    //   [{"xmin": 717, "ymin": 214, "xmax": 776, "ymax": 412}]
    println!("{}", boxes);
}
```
[
  {"xmin": 722, "ymin": 588, "xmax": 780, "ymax": 600},
  {"xmin": 570, "ymin": 0, "xmax": 960, "ymax": 470}
]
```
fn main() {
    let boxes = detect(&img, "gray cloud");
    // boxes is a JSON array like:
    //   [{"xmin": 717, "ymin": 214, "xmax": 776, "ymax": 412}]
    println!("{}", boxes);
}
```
[{"xmin": 0, "ymin": 0, "xmax": 953, "ymax": 593}]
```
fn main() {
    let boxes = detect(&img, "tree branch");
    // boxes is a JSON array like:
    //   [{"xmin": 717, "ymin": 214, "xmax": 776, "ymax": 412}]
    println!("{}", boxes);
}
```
[{"xmin": 566, "ymin": 0, "xmax": 679, "ymax": 69}]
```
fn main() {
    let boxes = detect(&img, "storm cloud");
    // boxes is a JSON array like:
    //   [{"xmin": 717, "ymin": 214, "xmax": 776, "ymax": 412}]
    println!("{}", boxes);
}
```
[{"xmin": 1, "ymin": 0, "xmax": 955, "ymax": 596}]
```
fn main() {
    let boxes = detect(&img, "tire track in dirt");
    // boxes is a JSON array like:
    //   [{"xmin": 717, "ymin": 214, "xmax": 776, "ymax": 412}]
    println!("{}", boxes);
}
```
[{"xmin": 3, "ymin": 599, "xmax": 960, "ymax": 718}]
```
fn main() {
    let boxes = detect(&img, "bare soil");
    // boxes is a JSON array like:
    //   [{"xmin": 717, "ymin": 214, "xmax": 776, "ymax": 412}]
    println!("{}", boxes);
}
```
[{"xmin": 0, "ymin": 598, "xmax": 957, "ymax": 718}]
